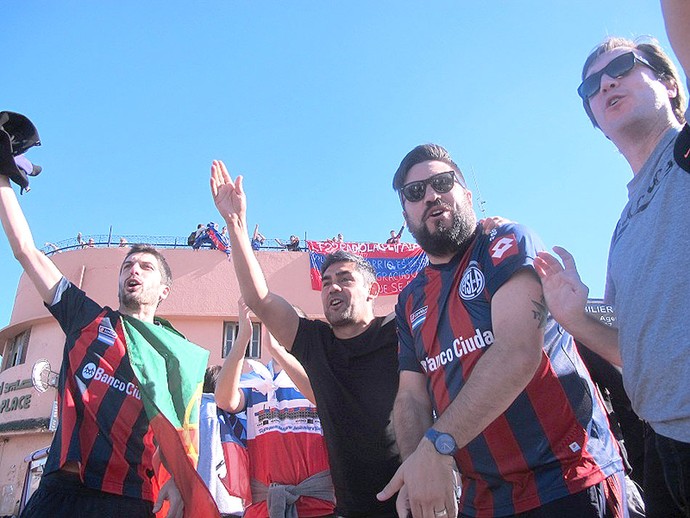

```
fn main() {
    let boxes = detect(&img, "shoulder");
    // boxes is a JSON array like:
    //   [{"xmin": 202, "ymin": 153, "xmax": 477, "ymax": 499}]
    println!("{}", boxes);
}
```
[
  {"xmin": 298, "ymin": 317, "xmax": 331, "ymax": 334},
  {"xmin": 398, "ymin": 267, "xmax": 429, "ymax": 301},
  {"xmin": 486, "ymin": 222, "xmax": 540, "ymax": 242},
  {"xmin": 477, "ymin": 222, "xmax": 545, "ymax": 259},
  {"xmin": 48, "ymin": 280, "xmax": 104, "ymax": 318},
  {"xmin": 294, "ymin": 318, "xmax": 332, "ymax": 353},
  {"xmin": 370, "ymin": 315, "xmax": 398, "ymax": 344}
]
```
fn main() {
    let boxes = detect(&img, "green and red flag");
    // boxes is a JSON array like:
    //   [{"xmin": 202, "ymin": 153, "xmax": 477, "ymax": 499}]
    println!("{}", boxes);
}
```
[{"xmin": 122, "ymin": 315, "xmax": 220, "ymax": 518}]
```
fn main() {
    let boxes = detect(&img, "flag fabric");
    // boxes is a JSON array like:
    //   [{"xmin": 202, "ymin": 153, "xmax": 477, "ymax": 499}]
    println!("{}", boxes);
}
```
[
  {"xmin": 206, "ymin": 225, "xmax": 230, "ymax": 254},
  {"xmin": 192, "ymin": 223, "xmax": 230, "ymax": 254},
  {"xmin": 228, "ymin": 361, "xmax": 334, "ymax": 518},
  {"xmin": 216, "ymin": 360, "xmax": 314, "ymax": 508},
  {"xmin": 307, "ymin": 240, "xmax": 428, "ymax": 296},
  {"xmin": 122, "ymin": 316, "xmax": 220, "ymax": 518},
  {"xmin": 217, "ymin": 409, "xmax": 251, "ymax": 505}
]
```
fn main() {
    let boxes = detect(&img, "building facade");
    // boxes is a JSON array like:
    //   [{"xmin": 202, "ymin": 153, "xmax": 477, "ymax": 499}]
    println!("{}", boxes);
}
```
[{"xmin": 0, "ymin": 246, "xmax": 397, "ymax": 516}]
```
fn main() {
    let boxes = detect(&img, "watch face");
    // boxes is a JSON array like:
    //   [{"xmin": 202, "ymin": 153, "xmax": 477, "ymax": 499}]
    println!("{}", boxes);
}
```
[{"xmin": 436, "ymin": 434, "xmax": 456, "ymax": 455}]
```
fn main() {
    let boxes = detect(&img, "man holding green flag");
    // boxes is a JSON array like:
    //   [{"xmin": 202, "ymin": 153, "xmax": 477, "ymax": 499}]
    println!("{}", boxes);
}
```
[{"xmin": 0, "ymin": 168, "xmax": 218, "ymax": 517}]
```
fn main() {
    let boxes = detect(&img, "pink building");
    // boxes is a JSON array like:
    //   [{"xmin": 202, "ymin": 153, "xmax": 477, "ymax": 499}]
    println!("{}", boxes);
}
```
[{"xmin": 0, "ymin": 246, "xmax": 398, "ymax": 515}]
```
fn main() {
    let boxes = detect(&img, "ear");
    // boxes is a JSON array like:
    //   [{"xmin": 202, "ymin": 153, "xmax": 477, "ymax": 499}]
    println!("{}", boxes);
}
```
[
  {"xmin": 158, "ymin": 284, "xmax": 171, "ymax": 304},
  {"xmin": 665, "ymin": 77, "xmax": 679, "ymax": 100},
  {"xmin": 368, "ymin": 281, "xmax": 381, "ymax": 299}
]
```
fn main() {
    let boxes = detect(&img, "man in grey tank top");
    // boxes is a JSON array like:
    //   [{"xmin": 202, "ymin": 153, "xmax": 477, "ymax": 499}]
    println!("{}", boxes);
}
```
[{"xmin": 535, "ymin": 1, "xmax": 690, "ymax": 517}]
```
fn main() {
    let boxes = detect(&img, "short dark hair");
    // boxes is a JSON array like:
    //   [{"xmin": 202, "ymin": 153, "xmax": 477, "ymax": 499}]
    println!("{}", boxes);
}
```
[
  {"xmin": 581, "ymin": 36, "xmax": 687, "ymax": 128},
  {"xmin": 123, "ymin": 245, "xmax": 173, "ymax": 286},
  {"xmin": 319, "ymin": 250, "xmax": 377, "ymax": 286},
  {"xmin": 204, "ymin": 365, "xmax": 222, "ymax": 393},
  {"xmin": 392, "ymin": 143, "xmax": 467, "ymax": 195}
]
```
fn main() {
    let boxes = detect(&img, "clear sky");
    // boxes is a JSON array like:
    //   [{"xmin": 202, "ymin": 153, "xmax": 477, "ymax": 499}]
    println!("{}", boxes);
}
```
[{"xmin": 1, "ymin": 1, "xmax": 675, "ymax": 327}]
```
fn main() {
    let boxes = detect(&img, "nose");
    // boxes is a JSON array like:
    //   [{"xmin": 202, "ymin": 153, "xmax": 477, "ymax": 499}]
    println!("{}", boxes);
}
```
[
  {"xmin": 128, "ymin": 262, "xmax": 142, "ymax": 275},
  {"xmin": 599, "ymin": 74, "xmax": 619, "ymax": 95},
  {"xmin": 422, "ymin": 183, "xmax": 442, "ymax": 203}
]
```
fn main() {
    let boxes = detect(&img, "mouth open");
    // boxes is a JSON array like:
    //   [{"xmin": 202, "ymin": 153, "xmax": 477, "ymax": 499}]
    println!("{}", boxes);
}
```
[
  {"xmin": 607, "ymin": 95, "xmax": 622, "ymax": 108},
  {"xmin": 125, "ymin": 278, "xmax": 141, "ymax": 291},
  {"xmin": 425, "ymin": 205, "xmax": 449, "ymax": 221}
]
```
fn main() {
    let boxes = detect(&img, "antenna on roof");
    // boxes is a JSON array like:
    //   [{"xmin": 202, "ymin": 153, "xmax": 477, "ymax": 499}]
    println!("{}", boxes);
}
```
[{"xmin": 468, "ymin": 166, "xmax": 486, "ymax": 216}]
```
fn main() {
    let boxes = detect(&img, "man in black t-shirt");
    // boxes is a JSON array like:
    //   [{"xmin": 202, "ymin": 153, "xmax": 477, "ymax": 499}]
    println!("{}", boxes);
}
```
[{"xmin": 210, "ymin": 160, "xmax": 401, "ymax": 517}]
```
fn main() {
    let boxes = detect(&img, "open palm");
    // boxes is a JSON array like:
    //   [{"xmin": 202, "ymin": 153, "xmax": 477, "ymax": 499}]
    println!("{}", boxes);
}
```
[
  {"xmin": 210, "ymin": 159, "xmax": 246, "ymax": 224},
  {"xmin": 534, "ymin": 246, "xmax": 589, "ymax": 328}
]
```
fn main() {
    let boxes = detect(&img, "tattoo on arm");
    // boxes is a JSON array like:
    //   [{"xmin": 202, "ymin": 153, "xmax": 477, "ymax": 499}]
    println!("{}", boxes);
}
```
[{"xmin": 531, "ymin": 297, "xmax": 548, "ymax": 329}]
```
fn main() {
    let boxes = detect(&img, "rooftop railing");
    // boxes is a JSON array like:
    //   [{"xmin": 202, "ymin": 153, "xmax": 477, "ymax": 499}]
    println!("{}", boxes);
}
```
[{"xmin": 41, "ymin": 234, "xmax": 306, "ymax": 256}]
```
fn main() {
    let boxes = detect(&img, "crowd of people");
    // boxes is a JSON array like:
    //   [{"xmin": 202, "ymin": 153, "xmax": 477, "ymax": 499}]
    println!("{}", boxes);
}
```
[{"xmin": 2, "ymin": 1, "xmax": 690, "ymax": 516}]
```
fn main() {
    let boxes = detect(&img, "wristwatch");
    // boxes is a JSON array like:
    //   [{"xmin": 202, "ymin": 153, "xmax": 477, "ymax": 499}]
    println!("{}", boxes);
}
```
[{"xmin": 425, "ymin": 428, "xmax": 458, "ymax": 456}]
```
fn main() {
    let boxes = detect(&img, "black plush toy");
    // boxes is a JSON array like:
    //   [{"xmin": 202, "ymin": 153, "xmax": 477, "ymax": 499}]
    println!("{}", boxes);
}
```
[{"xmin": 0, "ymin": 111, "xmax": 42, "ymax": 193}]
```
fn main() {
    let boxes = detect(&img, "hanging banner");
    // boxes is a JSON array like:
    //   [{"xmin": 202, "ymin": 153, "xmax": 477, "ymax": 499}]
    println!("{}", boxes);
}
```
[{"xmin": 307, "ymin": 241, "xmax": 428, "ymax": 296}]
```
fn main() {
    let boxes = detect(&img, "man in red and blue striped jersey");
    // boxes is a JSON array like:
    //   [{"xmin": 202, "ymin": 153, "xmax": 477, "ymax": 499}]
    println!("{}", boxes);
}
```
[
  {"xmin": 377, "ymin": 144, "xmax": 626, "ymax": 518},
  {"xmin": 0, "ymin": 172, "xmax": 211, "ymax": 518}
]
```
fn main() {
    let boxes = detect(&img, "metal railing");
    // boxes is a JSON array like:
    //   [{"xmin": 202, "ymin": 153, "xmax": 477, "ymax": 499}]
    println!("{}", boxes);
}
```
[{"xmin": 41, "ymin": 233, "xmax": 307, "ymax": 256}]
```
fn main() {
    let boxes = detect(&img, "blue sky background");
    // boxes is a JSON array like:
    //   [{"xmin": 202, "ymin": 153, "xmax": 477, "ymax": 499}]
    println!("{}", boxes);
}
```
[{"xmin": 1, "ymin": 2, "xmax": 674, "ymax": 326}]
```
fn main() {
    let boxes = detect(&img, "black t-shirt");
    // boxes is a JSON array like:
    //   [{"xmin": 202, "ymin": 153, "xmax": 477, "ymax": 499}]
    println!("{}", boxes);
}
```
[{"xmin": 292, "ymin": 316, "xmax": 400, "ymax": 517}]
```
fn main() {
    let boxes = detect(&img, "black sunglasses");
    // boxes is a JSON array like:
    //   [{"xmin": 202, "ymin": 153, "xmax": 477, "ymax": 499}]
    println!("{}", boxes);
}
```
[
  {"xmin": 578, "ymin": 51, "xmax": 659, "ymax": 100},
  {"xmin": 400, "ymin": 171, "xmax": 464, "ymax": 203}
]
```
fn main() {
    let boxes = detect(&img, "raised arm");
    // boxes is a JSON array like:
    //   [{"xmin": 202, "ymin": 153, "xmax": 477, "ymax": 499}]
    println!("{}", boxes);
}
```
[
  {"xmin": 378, "ymin": 270, "xmax": 545, "ymax": 517},
  {"xmin": 264, "ymin": 333, "xmax": 315, "ymax": 404},
  {"xmin": 661, "ymin": 0, "xmax": 690, "ymax": 78},
  {"xmin": 210, "ymin": 160, "xmax": 299, "ymax": 349},
  {"xmin": 534, "ymin": 247, "xmax": 621, "ymax": 366},
  {"xmin": 214, "ymin": 299, "xmax": 252, "ymax": 413},
  {"xmin": 0, "ymin": 175, "xmax": 62, "ymax": 304}
]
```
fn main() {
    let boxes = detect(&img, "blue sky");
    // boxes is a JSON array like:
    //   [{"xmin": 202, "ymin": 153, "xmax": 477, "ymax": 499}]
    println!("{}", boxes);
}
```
[{"xmin": 1, "ymin": 1, "xmax": 673, "ymax": 326}]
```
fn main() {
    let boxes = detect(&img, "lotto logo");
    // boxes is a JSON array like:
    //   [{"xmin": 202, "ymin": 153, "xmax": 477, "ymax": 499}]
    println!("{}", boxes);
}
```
[{"xmin": 489, "ymin": 234, "xmax": 518, "ymax": 266}]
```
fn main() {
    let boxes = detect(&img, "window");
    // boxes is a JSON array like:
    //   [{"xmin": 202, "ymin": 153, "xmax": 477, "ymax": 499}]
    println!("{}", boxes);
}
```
[
  {"xmin": 2, "ymin": 329, "xmax": 30, "ymax": 371},
  {"xmin": 223, "ymin": 322, "xmax": 261, "ymax": 359}
]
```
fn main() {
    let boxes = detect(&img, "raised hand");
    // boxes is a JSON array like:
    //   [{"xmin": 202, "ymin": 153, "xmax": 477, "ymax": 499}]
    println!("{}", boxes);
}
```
[
  {"xmin": 235, "ymin": 297, "xmax": 253, "ymax": 349},
  {"xmin": 478, "ymin": 215, "xmax": 512, "ymax": 234},
  {"xmin": 210, "ymin": 160, "xmax": 246, "ymax": 226},
  {"xmin": 534, "ymin": 246, "xmax": 589, "ymax": 330}
]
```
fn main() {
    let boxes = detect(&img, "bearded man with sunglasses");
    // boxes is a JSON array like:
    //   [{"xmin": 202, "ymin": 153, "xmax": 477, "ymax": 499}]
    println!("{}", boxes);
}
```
[
  {"xmin": 535, "ymin": 2, "xmax": 690, "ymax": 517},
  {"xmin": 377, "ymin": 144, "xmax": 625, "ymax": 518}
]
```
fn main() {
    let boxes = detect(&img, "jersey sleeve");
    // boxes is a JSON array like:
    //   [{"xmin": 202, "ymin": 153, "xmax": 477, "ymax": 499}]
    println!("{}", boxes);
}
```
[
  {"xmin": 396, "ymin": 288, "xmax": 423, "ymax": 373},
  {"xmin": 45, "ymin": 281, "xmax": 104, "ymax": 337},
  {"xmin": 482, "ymin": 223, "xmax": 545, "ymax": 296}
]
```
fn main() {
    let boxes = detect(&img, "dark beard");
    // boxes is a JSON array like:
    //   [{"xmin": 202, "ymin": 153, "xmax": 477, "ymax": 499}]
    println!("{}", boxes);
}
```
[
  {"xmin": 408, "ymin": 206, "xmax": 477, "ymax": 258},
  {"xmin": 118, "ymin": 286, "xmax": 158, "ymax": 311},
  {"xmin": 325, "ymin": 305, "xmax": 355, "ymax": 328},
  {"xmin": 118, "ymin": 288, "xmax": 140, "ymax": 310}
]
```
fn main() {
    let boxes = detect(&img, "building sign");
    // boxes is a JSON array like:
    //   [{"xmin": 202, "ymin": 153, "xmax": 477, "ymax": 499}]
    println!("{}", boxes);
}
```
[
  {"xmin": 585, "ymin": 298, "xmax": 616, "ymax": 327},
  {"xmin": 0, "ymin": 378, "xmax": 33, "ymax": 414}
]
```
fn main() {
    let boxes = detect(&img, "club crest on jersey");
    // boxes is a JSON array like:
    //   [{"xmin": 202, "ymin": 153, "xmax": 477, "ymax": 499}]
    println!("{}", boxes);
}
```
[
  {"xmin": 459, "ymin": 261, "xmax": 484, "ymax": 300},
  {"xmin": 82, "ymin": 362, "xmax": 97, "ymax": 379},
  {"xmin": 410, "ymin": 305, "xmax": 428, "ymax": 330},
  {"xmin": 97, "ymin": 318, "xmax": 117, "ymax": 346},
  {"xmin": 489, "ymin": 233, "xmax": 519, "ymax": 266}
]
